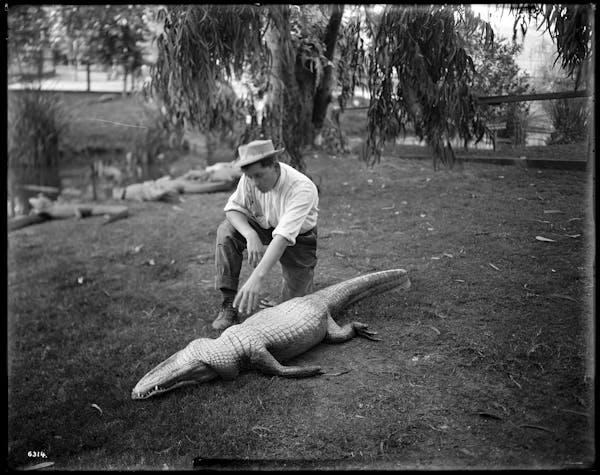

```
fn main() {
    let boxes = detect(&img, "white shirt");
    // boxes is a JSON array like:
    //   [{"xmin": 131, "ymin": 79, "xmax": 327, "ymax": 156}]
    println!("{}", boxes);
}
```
[{"xmin": 224, "ymin": 162, "xmax": 319, "ymax": 245}]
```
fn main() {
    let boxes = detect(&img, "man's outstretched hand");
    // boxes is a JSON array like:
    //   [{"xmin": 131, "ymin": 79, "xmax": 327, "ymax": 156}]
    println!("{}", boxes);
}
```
[
  {"xmin": 233, "ymin": 274, "xmax": 264, "ymax": 316},
  {"xmin": 233, "ymin": 233, "xmax": 289, "ymax": 315}
]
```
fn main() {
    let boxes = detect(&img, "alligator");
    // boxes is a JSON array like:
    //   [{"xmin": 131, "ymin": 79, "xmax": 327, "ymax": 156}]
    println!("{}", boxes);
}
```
[{"xmin": 132, "ymin": 268, "xmax": 410, "ymax": 400}]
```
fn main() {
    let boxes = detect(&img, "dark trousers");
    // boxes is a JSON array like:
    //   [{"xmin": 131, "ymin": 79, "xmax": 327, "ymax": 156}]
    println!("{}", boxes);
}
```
[{"xmin": 215, "ymin": 219, "xmax": 317, "ymax": 302}]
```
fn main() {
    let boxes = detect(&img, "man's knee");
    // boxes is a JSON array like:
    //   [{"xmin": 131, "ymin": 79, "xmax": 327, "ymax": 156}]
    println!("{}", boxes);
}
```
[{"xmin": 216, "ymin": 219, "xmax": 238, "ymax": 244}]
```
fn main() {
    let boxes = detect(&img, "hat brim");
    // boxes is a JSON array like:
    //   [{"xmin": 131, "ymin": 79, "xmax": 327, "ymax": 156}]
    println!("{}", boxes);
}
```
[{"xmin": 236, "ymin": 148, "xmax": 285, "ymax": 168}]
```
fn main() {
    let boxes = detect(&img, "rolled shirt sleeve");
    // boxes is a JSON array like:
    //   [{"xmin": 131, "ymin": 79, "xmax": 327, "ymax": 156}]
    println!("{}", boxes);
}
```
[
  {"xmin": 223, "ymin": 175, "xmax": 252, "ymax": 217},
  {"xmin": 272, "ymin": 184, "xmax": 318, "ymax": 245}
]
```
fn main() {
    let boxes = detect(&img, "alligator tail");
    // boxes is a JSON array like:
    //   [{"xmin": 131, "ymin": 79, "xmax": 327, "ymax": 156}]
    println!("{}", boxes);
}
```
[{"xmin": 313, "ymin": 268, "xmax": 410, "ymax": 314}]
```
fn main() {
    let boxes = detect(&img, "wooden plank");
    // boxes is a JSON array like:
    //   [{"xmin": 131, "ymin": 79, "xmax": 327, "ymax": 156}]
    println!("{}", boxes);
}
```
[
  {"xmin": 339, "ymin": 89, "xmax": 592, "ymax": 110},
  {"xmin": 476, "ymin": 90, "xmax": 592, "ymax": 105}
]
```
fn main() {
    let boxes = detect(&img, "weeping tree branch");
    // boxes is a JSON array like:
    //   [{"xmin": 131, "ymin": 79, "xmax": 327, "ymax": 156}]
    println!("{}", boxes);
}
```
[
  {"xmin": 509, "ymin": 4, "xmax": 594, "ymax": 89},
  {"xmin": 148, "ymin": 4, "xmax": 591, "ymax": 173},
  {"xmin": 148, "ymin": 5, "xmax": 267, "ymax": 149},
  {"xmin": 362, "ymin": 4, "xmax": 493, "ymax": 169},
  {"xmin": 149, "ymin": 4, "xmax": 320, "ymax": 172}
]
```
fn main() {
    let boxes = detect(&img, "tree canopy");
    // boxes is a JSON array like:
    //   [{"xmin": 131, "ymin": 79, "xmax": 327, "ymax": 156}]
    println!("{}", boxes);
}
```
[
  {"xmin": 9, "ymin": 4, "xmax": 592, "ymax": 171},
  {"xmin": 149, "ymin": 4, "xmax": 501, "ymax": 170},
  {"xmin": 8, "ymin": 4, "xmax": 151, "ymax": 86}
]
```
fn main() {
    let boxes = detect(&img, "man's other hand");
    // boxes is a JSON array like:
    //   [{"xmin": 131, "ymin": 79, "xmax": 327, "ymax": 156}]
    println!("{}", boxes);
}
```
[{"xmin": 246, "ymin": 233, "xmax": 265, "ymax": 268}]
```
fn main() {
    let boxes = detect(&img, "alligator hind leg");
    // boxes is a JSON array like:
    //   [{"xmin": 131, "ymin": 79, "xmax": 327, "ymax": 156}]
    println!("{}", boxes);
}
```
[
  {"xmin": 324, "ymin": 315, "xmax": 381, "ymax": 343},
  {"xmin": 250, "ymin": 348, "xmax": 323, "ymax": 378}
]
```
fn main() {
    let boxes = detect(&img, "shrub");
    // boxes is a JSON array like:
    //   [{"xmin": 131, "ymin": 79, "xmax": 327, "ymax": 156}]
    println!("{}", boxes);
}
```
[
  {"xmin": 125, "ymin": 102, "xmax": 183, "ymax": 181},
  {"xmin": 7, "ymin": 89, "xmax": 69, "ymax": 215},
  {"xmin": 545, "ymin": 97, "xmax": 590, "ymax": 145}
]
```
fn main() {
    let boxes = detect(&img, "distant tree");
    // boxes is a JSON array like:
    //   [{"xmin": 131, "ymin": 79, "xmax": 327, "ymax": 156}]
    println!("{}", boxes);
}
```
[
  {"xmin": 466, "ymin": 33, "xmax": 532, "ymax": 147},
  {"xmin": 95, "ymin": 5, "xmax": 148, "ymax": 93},
  {"xmin": 57, "ymin": 6, "xmax": 104, "ymax": 90},
  {"xmin": 7, "ymin": 5, "xmax": 52, "ymax": 79},
  {"xmin": 57, "ymin": 5, "xmax": 149, "ymax": 93}
]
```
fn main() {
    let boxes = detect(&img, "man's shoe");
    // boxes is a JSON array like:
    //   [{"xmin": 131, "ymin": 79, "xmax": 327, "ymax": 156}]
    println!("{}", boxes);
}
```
[{"xmin": 212, "ymin": 301, "xmax": 238, "ymax": 330}]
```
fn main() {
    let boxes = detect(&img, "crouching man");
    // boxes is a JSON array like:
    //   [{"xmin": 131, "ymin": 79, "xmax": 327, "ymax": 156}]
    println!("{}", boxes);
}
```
[{"xmin": 212, "ymin": 139, "xmax": 319, "ymax": 330}]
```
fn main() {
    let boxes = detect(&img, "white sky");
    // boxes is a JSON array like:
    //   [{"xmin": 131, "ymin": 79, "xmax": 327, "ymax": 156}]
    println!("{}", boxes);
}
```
[{"xmin": 469, "ymin": 4, "xmax": 556, "ymax": 77}]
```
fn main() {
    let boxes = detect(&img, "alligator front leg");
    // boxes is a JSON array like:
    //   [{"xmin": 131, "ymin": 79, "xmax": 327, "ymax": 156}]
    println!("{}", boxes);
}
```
[
  {"xmin": 250, "ymin": 348, "xmax": 323, "ymax": 378},
  {"xmin": 324, "ymin": 315, "xmax": 381, "ymax": 343}
]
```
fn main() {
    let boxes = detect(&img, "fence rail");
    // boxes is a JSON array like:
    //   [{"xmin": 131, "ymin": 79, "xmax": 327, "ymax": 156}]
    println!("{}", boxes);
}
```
[
  {"xmin": 475, "ymin": 89, "xmax": 592, "ymax": 105},
  {"xmin": 339, "ymin": 89, "xmax": 592, "ymax": 111}
]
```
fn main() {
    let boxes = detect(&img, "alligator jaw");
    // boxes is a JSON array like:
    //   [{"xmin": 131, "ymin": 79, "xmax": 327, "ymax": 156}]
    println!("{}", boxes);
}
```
[{"xmin": 131, "ymin": 348, "xmax": 218, "ymax": 400}]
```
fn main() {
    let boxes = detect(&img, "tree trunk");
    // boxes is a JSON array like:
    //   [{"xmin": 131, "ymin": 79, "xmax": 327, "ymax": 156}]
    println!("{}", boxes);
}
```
[
  {"xmin": 312, "ymin": 5, "xmax": 344, "ymax": 133},
  {"xmin": 86, "ymin": 62, "xmax": 91, "ymax": 91},
  {"xmin": 123, "ymin": 66, "xmax": 128, "ymax": 95},
  {"xmin": 264, "ymin": 6, "xmax": 307, "ymax": 172},
  {"xmin": 36, "ymin": 50, "xmax": 44, "ymax": 81},
  {"xmin": 206, "ymin": 131, "xmax": 218, "ymax": 165}
]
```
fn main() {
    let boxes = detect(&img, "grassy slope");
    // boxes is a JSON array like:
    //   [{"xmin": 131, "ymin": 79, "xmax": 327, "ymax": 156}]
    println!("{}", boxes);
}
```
[
  {"xmin": 7, "ymin": 94, "xmax": 595, "ymax": 469},
  {"xmin": 7, "ymin": 152, "xmax": 594, "ymax": 470}
]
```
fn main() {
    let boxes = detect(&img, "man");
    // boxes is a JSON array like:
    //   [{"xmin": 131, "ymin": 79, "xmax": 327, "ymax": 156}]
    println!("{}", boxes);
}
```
[{"xmin": 212, "ymin": 139, "xmax": 319, "ymax": 330}]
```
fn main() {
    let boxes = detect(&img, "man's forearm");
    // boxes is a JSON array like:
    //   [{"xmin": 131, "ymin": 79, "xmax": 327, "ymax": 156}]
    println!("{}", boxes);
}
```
[
  {"xmin": 225, "ymin": 210, "xmax": 258, "ymax": 239},
  {"xmin": 252, "ymin": 235, "xmax": 289, "ymax": 279},
  {"xmin": 225, "ymin": 210, "xmax": 289, "ymax": 276}
]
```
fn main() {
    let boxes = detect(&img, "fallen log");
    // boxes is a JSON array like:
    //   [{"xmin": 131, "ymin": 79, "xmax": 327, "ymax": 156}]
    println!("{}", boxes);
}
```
[
  {"xmin": 102, "ymin": 208, "xmax": 129, "ymax": 225},
  {"xmin": 112, "ymin": 177, "xmax": 235, "ymax": 201},
  {"xmin": 176, "ymin": 180, "xmax": 235, "ymax": 194},
  {"xmin": 29, "ymin": 197, "xmax": 129, "ymax": 220},
  {"xmin": 9, "ymin": 198, "xmax": 130, "ymax": 231},
  {"xmin": 7, "ymin": 194, "xmax": 130, "ymax": 228},
  {"xmin": 7, "ymin": 214, "xmax": 50, "ymax": 231}
]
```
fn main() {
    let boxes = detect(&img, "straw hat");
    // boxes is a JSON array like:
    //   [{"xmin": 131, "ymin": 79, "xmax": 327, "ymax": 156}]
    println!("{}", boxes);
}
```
[{"xmin": 236, "ymin": 140, "xmax": 285, "ymax": 168}]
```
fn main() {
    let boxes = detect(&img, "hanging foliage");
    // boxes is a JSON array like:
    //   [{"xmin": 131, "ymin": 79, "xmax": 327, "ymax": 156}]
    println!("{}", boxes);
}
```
[
  {"xmin": 147, "ymin": 4, "xmax": 587, "ymax": 171},
  {"xmin": 362, "ymin": 4, "xmax": 494, "ymax": 168},
  {"xmin": 509, "ymin": 4, "xmax": 594, "ymax": 89},
  {"xmin": 148, "ymin": 4, "xmax": 331, "ymax": 171},
  {"xmin": 148, "ymin": 5, "xmax": 267, "ymax": 134}
]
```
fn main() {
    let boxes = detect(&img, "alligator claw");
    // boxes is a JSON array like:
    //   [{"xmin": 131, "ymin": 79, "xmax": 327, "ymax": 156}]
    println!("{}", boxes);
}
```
[
  {"xmin": 361, "ymin": 332, "xmax": 382, "ymax": 341},
  {"xmin": 354, "ymin": 322, "xmax": 381, "ymax": 341}
]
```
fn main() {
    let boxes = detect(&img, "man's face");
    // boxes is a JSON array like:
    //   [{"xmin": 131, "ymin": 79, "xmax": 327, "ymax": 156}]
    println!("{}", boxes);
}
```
[{"xmin": 243, "ymin": 162, "xmax": 279, "ymax": 193}]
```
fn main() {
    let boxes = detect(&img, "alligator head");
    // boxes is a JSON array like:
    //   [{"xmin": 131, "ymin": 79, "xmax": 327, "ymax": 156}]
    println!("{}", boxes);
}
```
[{"xmin": 131, "ymin": 338, "xmax": 219, "ymax": 400}]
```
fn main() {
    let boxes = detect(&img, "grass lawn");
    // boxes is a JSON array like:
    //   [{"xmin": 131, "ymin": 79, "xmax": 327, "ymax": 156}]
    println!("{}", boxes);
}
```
[{"xmin": 7, "ymin": 95, "xmax": 595, "ymax": 470}]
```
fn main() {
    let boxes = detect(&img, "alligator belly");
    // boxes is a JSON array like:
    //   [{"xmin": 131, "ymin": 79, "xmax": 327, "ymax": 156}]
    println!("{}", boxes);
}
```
[{"xmin": 267, "ymin": 322, "xmax": 328, "ymax": 361}]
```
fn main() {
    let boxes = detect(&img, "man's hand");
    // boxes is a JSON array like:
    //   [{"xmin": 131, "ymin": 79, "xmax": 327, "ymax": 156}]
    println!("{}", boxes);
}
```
[
  {"xmin": 233, "ymin": 273, "xmax": 264, "ymax": 316},
  {"xmin": 245, "ymin": 232, "xmax": 265, "ymax": 268}
]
